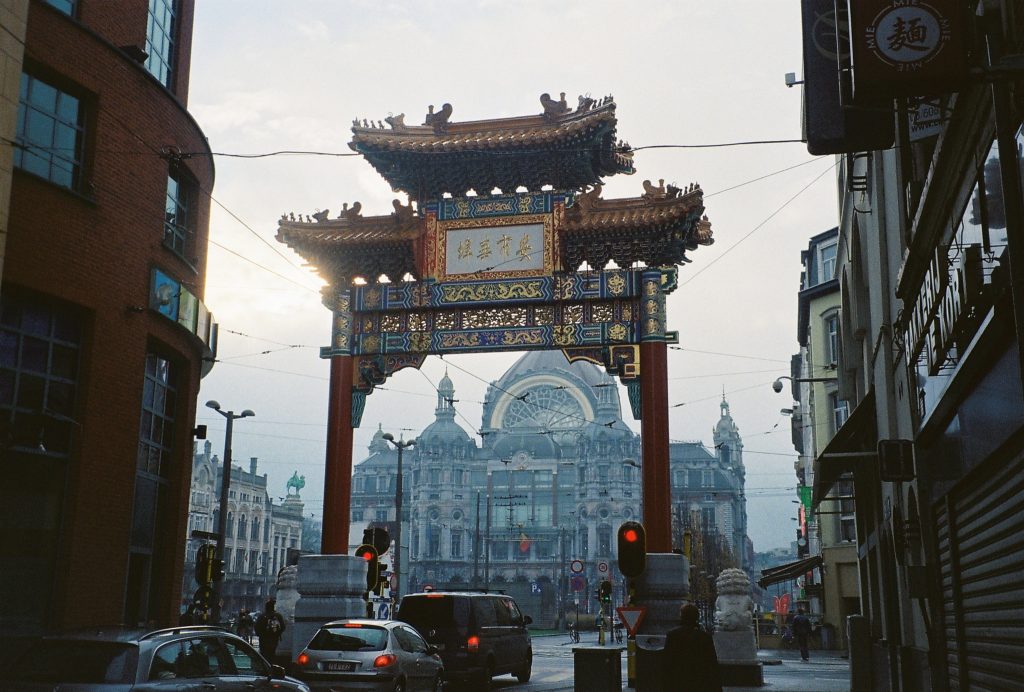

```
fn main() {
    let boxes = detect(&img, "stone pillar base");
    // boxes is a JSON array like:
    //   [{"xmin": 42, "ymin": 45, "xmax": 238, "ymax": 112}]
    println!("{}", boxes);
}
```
[
  {"xmin": 633, "ymin": 552, "xmax": 689, "ymax": 636},
  {"xmin": 291, "ymin": 555, "xmax": 368, "ymax": 663}
]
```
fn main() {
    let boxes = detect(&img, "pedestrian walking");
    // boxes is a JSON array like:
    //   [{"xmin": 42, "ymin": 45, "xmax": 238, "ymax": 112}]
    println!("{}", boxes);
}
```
[
  {"xmin": 236, "ymin": 607, "xmax": 254, "ymax": 644},
  {"xmin": 792, "ymin": 607, "xmax": 812, "ymax": 662},
  {"xmin": 254, "ymin": 599, "xmax": 286, "ymax": 661},
  {"xmin": 662, "ymin": 603, "xmax": 722, "ymax": 691}
]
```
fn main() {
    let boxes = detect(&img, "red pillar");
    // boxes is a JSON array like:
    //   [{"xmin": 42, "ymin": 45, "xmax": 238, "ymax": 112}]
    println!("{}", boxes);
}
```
[
  {"xmin": 321, "ymin": 355, "xmax": 355, "ymax": 554},
  {"xmin": 640, "ymin": 341, "xmax": 671, "ymax": 552}
]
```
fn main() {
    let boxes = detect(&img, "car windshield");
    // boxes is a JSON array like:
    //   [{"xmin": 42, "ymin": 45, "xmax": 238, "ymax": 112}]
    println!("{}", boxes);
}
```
[
  {"xmin": 308, "ymin": 625, "xmax": 388, "ymax": 651},
  {"xmin": 8, "ymin": 640, "xmax": 138, "ymax": 683}
]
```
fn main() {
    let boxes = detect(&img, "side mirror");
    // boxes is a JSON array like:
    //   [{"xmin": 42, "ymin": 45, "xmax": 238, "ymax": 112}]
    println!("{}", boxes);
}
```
[
  {"xmin": 270, "ymin": 664, "xmax": 286, "ymax": 679},
  {"xmin": 426, "ymin": 645, "xmax": 440, "ymax": 656},
  {"xmin": 523, "ymin": 615, "xmax": 533, "ymax": 626}
]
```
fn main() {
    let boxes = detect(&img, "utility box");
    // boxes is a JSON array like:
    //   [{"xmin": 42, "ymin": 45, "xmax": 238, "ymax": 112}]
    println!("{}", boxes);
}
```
[
  {"xmin": 634, "ymin": 634, "xmax": 666, "ymax": 691},
  {"xmin": 573, "ymin": 645, "xmax": 624, "ymax": 692}
]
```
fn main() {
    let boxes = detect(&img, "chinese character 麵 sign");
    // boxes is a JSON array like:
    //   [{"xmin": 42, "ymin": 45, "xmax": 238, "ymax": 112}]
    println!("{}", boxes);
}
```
[{"xmin": 444, "ymin": 223, "xmax": 545, "ymax": 277}]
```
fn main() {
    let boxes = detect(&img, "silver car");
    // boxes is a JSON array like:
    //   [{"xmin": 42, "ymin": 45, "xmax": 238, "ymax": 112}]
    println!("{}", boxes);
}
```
[
  {"xmin": 0, "ymin": 625, "xmax": 310, "ymax": 691},
  {"xmin": 293, "ymin": 619, "xmax": 444, "ymax": 691}
]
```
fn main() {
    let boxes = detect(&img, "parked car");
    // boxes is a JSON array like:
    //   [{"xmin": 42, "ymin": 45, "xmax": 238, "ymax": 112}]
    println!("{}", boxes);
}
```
[
  {"xmin": 395, "ymin": 591, "xmax": 532, "ymax": 689},
  {"xmin": 292, "ymin": 619, "xmax": 443, "ymax": 691},
  {"xmin": 0, "ymin": 624, "xmax": 309, "ymax": 691}
]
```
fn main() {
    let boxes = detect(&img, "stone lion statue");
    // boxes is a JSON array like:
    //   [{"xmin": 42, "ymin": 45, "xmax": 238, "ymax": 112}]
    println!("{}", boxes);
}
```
[{"xmin": 714, "ymin": 568, "xmax": 754, "ymax": 632}]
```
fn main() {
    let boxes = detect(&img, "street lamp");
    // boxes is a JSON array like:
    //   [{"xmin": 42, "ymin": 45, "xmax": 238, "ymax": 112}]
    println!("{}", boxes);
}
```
[
  {"xmin": 772, "ymin": 375, "xmax": 838, "ymax": 393},
  {"xmin": 382, "ymin": 432, "xmax": 415, "ymax": 599},
  {"xmin": 206, "ymin": 400, "xmax": 254, "ymax": 623}
]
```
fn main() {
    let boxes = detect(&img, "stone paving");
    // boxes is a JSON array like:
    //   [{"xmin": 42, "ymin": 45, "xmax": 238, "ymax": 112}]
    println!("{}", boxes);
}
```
[{"xmin": 526, "ymin": 633, "xmax": 851, "ymax": 691}]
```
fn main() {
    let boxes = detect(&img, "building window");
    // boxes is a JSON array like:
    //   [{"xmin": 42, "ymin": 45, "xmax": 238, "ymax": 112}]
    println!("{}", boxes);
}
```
[
  {"xmin": 45, "ymin": 0, "xmax": 76, "ymax": 15},
  {"xmin": 226, "ymin": 512, "xmax": 233, "ymax": 538},
  {"xmin": 237, "ymin": 514, "xmax": 246, "ymax": 540},
  {"xmin": 0, "ymin": 295, "xmax": 82, "ymax": 455},
  {"xmin": 451, "ymin": 530, "xmax": 462, "ymax": 558},
  {"xmin": 578, "ymin": 527, "xmax": 588, "ymax": 559},
  {"xmin": 15, "ymin": 72, "xmax": 84, "ymax": 190},
  {"xmin": 375, "ymin": 509, "xmax": 388, "ymax": 523},
  {"xmin": 597, "ymin": 525, "xmax": 611, "ymax": 557},
  {"xmin": 577, "ymin": 466, "xmax": 586, "ymax": 484},
  {"xmin": 145, "ymin": 0, "xmax": 177, "ymax": 87},
  {"xmin": 701, "ymin": 507, "xmax": 716, "ymax": 530},
  {"xmin": 701, "ymin": 470, "xmax": 713, "ymax": 487},
  {"xmin": 352, "ymin": 509, "xmax": 364, "ymax": 522},
  {"xmin": 818, "ymin": 240, "xmax": 837, "ymax": 283},
  {"xmin": 830, "ymin": 392, "xmax": 850, "ymax": 434},
  {"xmin": 824, "ymin": 313, "xmax": 839, "ymax": 366},
  {"xmin": 164, "ymin": 168, "xmax": 195, "ymax": 258},
  {"xmin": 838, "ymin": 478, "xmax": 857, "ymax": 542},
  {"xmin": 263, "ymin": 519, "xmax": 270, "ymax": 542},
  {"xmin": 137, "ymin": 354, "xmax": 177, "ymax": 477},
  {"xmin": 234, "ymin": 548, "xmax": 244, "ymax": 573},
  {"xmin": 251, "ymin": 516, "xmax": 259, "ymax": 540}
]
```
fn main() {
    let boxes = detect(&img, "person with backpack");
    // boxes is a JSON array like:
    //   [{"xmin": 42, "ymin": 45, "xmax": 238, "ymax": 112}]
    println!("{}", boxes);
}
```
[{"xmin": 254, "ymin": 599, "xmax": 286, "ymax": 660}]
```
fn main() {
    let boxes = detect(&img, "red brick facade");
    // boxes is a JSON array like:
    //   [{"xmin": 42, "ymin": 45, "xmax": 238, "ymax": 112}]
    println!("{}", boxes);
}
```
[{"xmin": 2, "ymin": 0, "xmax": 212, "ymax": 633}]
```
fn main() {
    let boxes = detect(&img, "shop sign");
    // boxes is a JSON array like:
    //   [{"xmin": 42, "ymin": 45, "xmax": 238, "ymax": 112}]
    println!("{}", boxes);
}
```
[
  {"xmin": 847, "ymin": 0, "xmax": 967, "ymax": 99},
  {"xmin": 801, "ymin": 0, "xmax": 894, "ymax": 155},
  {"xmin": 903, "ymin": 245, "xmax": 982, "ymax": 376}
]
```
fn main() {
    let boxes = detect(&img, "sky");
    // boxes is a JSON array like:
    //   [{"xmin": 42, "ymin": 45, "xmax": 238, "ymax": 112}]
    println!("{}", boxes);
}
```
[{"xmin": 188, "ymin": 1, "xmax": 837, "ymax": 552}]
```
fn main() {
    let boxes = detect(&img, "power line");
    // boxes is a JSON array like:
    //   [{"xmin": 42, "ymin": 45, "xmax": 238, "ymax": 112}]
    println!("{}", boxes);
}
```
[{"xmin": 679, "ymin": 160, "xmax": 840, "ymax": 287}]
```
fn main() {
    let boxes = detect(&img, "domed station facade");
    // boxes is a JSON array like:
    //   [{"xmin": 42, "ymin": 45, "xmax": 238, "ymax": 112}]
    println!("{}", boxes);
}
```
[{"xmin": 350, "ymin": 352, "xmax": 750, "ymax": 627}]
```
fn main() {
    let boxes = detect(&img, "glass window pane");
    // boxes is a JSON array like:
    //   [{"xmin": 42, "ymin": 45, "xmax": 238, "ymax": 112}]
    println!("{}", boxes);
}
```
[{"xmin": 28, "ymin": 80, "xmax": 57, "ymax": 111}]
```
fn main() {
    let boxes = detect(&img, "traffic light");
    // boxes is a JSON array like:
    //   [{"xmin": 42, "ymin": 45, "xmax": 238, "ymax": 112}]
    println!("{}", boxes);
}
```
[
  {"xmin": 796, "ymin": 528, "xmax": 809, "ymax": 558},
  {"xmin": 617, "ymin": 521, "xmax": 646, "ymax": 577},
  {"xmin": 355, "ymin": 543, "xmax": 379, "ymax": 591},
  {"xmin": 211, "ymin": 558, "xmax": 225, "ymax": 582},
  {"xmin": 195, "ymin": 544, "xmax": 215, "ymax": 585},
  {"xmin": 364, "ymin": 527, "xmax": 391, "ymax": 556},
  {"xmin": 373, "ymin": 562, "xmax": 388, "ymax": 596},
  {"xmin": 599, "ymin": 580, "xmax": 612, "ymax": 604}
]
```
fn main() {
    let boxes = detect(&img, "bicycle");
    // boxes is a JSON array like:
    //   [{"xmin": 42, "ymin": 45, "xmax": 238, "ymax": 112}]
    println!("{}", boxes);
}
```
[{"xmin": 567, "ymin": 621, "xmax": 580, "ymax": 644}]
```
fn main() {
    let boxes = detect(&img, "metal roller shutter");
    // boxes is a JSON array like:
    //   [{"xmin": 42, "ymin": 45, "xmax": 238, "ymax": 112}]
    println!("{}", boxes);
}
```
[{"xmin": 937, "ymin": 453, "xmax": 1024, "ymax": 690}]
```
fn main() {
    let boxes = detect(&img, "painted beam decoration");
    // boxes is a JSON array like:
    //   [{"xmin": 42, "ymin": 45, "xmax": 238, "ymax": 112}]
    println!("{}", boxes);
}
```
[{"xmin": 278, "ymin": 94, "xmax": 714, "ymax": 407}]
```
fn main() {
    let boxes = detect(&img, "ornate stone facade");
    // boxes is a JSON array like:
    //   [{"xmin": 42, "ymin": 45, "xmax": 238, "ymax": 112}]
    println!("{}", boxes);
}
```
[{"xmin": 351, "ymin": 352, "xmax": 751, "ymax": 624}]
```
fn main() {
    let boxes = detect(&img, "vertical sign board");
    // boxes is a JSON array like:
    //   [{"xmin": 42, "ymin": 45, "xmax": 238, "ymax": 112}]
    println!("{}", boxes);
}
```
[
  {"xmin": 846, "ymin": 0, "xmax": 967, "ymax": 100},
  {"xmin": 801, "ymin": 0, "xmax": 895, "ymax": 155}
]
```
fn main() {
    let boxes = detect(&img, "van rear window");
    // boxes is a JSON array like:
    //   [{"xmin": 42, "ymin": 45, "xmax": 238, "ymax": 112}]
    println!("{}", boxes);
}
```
[{"xmin": 397, "ymin": 596, "xmax": 470, "ymax": 636}]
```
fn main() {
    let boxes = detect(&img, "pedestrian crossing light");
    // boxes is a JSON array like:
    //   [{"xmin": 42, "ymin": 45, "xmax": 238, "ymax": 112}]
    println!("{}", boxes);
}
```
[
  {"xmin": 355, "ymin": 543, "xmax": 379, "ymax": 592},
  {"xmin": 617, "ymin": 521, "xmax": 646, "ymax": 577},
  {"xmin": 599, "ymin": 579, "xmax": 612, "ymax": 604}
]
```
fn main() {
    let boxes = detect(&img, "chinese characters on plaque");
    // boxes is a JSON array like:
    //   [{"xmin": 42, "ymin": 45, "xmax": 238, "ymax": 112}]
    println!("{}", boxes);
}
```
[{"xmin": 445, "ymin": 223, "xmax": 545, "ymax": 276}]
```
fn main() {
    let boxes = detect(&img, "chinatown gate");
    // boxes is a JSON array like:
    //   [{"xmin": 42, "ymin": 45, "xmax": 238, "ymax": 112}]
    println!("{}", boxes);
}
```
[{"xmin": 277, "ymin": 93, "xmax": 713, "ymax": 558}]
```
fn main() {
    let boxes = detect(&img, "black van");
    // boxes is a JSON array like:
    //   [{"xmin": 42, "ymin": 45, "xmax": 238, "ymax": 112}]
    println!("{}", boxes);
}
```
[{"xmin": 395, "ymin": 592, "xmax": 532, "ymax": 689}]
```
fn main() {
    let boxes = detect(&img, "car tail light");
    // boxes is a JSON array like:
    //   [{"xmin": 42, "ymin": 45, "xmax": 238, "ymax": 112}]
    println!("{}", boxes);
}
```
[
  {"xmin": 342, "ymin": 623, "xmax": 363, "ymax": 628},
  {"xmin": 467, "ymin": 635, "xmax": 480, "ymax": 652},
  {"xmin": 296, "ymin": 652, "xmax": 310, "ymax": 666},
  {"xmin": 373, "ymin": 654, "xmax": 397, "ymax": 668}
]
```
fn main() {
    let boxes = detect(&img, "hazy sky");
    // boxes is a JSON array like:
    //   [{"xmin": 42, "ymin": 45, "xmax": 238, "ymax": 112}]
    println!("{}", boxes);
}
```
[{"xmin": 188, "ymin": 1, "xmax": 837, "ymax": 552}]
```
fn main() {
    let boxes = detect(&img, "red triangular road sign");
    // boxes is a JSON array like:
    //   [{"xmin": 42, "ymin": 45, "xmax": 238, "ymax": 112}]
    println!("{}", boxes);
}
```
[{"xmin": 616, "ymin": 606, "xmax": 647, "ymax": 637}]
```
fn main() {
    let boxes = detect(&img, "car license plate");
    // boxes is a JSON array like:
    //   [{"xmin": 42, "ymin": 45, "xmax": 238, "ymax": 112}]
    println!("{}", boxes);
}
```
[{"xmin": 325, "ymin": 661, "xmax": 356, "ymax": 672}]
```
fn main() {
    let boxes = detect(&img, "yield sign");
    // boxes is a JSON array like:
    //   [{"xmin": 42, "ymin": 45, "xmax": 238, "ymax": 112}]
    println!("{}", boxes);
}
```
[{"xmin": 616, "ymin": 606, "xmax": 647, "ymax": 637}]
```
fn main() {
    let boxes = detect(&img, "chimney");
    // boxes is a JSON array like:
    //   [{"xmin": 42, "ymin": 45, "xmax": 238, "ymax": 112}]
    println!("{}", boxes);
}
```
[{"xmin": 250, "ymin": 457, "xmax": 258, "ymax": 475}]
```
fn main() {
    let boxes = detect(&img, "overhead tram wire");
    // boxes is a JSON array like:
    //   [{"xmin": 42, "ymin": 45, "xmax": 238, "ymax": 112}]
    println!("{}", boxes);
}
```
[{"xmin": 679, "ymin": 159, "xmax": 841, "ymax": 288}]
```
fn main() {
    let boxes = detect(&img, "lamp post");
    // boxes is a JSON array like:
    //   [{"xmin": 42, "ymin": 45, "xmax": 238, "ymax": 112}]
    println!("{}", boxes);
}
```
[
  {"xmin": 382, "ymin": 433, "xmax": 414, "ymax": 599},
  {"xmin": 206, "ymin": 400, "xmax": 255, "ymax": 624}
]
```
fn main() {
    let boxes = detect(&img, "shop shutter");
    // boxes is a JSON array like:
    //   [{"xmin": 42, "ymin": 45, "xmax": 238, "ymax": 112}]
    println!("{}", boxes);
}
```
[{"xmin": 936, "ymin": 453, "xmax": 1024, "ymax": 690}]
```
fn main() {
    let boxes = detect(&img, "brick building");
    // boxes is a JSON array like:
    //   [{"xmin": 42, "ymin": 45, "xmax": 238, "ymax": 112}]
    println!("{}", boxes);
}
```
[{"xmin": 0, "ymin": 0, "xmax": 215, "ymax": 639}]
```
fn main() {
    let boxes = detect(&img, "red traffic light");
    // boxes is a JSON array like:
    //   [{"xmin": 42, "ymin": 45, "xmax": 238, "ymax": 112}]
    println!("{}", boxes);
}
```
[
  {"xmin": 617, "ymin": 521, "xmax": 646, "ymax": 578},
  {"xmin": 622, "ymin": 528, "xmax": 640, "ymax": 543},
  {"xmin": 356, "ymin": 547, "xmax": 375, "ymax": 561}
]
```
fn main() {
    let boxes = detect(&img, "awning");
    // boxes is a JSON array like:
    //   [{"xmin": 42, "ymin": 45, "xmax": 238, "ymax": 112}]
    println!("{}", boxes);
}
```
[
  {"xmin": 758, "ymin": 555, "xmax": 823, "ymax": 588},
  {"xmin": 812, "ymin": 390, "xmax": 877, "ymax": 506}
]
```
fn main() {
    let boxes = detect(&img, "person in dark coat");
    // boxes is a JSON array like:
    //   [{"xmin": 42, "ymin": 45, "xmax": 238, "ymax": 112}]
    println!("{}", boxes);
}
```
[
  {"xmin": 792, "ymin": 607, "xmax": 812, "ymax": 661},
  {"xmin": 662, "ymin": 603, "xmax": 722, "ymax": 691},
  {"xmin": 254, "ymin": 599, "xmax": 286, "ymax": 661}
]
